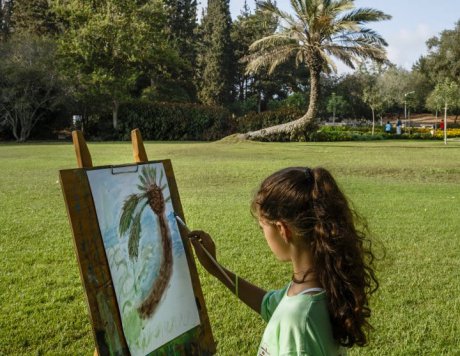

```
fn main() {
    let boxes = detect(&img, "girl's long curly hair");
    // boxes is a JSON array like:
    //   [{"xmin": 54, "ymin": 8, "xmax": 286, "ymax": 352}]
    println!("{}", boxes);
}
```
[{"xmin": 251, "ymin": 167, "xmax": 379, "ymax": 347}]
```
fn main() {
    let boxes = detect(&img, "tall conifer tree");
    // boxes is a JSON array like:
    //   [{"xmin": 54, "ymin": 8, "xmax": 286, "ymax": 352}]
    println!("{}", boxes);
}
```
[
  {"xmin": 12, "ymin": 0, "xmax": 58, "ymax": 36},
  {"xmin": 165, "ymin": 0, "xmax": 197, "ymax": 64},
  {"xmin": 198, "ymin": 0, "xmax": 235, "ymax": 106},
  {"xmin": 0, "ymin": 0, "xmax": 13, "ymax": 41},
  {"xmin": 164, "ymin": 0, "xmax": 198, "ymax": 100}
]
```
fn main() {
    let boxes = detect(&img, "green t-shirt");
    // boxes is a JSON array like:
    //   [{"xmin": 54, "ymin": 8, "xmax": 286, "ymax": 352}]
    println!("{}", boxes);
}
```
[{"xmin": 258, "ymin": 285, "xmax": 346, "ymax": 356}]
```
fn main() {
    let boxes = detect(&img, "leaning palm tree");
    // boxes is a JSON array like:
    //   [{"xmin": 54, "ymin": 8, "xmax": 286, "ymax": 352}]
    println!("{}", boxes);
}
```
[
  {"xmin": 243, "ymin": 0, "xmax": 391, "ymax": 140},
  {"xmin": 119, "ymin": 165, "xmax": 172, "ymax": 319}
]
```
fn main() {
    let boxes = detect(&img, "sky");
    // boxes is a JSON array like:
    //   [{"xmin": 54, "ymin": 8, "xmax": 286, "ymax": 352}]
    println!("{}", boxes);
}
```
[{"xmin": 199, "ymin": 0, "xmax": 460, "ymax": 74}]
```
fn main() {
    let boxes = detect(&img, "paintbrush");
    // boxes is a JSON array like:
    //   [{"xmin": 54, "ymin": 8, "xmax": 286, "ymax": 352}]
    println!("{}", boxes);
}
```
[{"xmin": 175, "ymin": 214, "xmax": 235, "ymax": 287}]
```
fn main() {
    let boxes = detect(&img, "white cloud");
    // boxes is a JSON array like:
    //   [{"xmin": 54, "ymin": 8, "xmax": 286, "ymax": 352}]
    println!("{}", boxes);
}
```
[
  {"xmin": 385, "ymin": 23, "xmax": 434, "ymax": 69},
  {"xmin": 333, "ymin": 23, "xmax": 435, "ymax": 75}
]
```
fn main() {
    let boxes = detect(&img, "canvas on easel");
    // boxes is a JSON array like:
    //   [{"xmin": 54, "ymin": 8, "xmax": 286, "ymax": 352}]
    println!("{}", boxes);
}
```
[{"xmin": 60, "ymin": 129, "xmax": 215, "ymax": 355}]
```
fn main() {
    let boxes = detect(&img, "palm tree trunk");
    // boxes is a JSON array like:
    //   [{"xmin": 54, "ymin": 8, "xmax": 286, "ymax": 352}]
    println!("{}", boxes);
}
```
[
  {"xmin": 304, "ymin": 65, "xmax": 320, "ymax": 121},
  {"xmin": 138, "ymin": 213, "xmax": 173, "ymax": 318},
  {"xmin": 242, "ymin": 65, "xmax": 320, "ymax": 140}
]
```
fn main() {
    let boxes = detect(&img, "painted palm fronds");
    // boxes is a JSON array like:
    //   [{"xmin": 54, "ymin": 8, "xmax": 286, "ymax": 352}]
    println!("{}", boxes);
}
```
[{"xmin": 119, "ymin": 165, "xmax": 173, "ymax": 319}]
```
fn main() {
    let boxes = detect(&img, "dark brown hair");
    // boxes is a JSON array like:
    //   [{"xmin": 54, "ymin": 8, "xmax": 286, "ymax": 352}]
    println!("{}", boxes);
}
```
[{"xmin": 251, "ymin": 167, "xmax": 378, "ymax": 347}]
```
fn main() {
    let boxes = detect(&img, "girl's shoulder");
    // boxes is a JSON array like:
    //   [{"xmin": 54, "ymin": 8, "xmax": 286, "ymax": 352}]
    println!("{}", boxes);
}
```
[{"xmin": 260, "ymin": 284, "xmax": 290, "ymax": 322}]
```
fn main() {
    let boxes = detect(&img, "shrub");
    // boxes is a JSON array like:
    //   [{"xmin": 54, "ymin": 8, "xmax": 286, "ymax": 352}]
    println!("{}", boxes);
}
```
[
  {"xmin": 433, "ymin": 128, "xmax": 460, "ymax": 139},
  {"xmin": 236, "ymin": 107, "xmax": 304, "ymax": 132},
  {"xmin": 267, "ymin": 92, "xmax": 308, "ymax": 112},
  {"xmin": 116, "ymin": 100, "xmax": 235, "ymax": 141},
  {"xmin": 229, "ymin": 97, "xmax": 258, "ymax": 116}
]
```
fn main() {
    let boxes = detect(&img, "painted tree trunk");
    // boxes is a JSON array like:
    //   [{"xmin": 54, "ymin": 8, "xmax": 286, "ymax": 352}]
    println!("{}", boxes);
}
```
[
  {"xmin": 138, "ymin": 185, "xmax": 173, "ymax": 318},
  {"xmin": 242, "ymin": 65, "xmax": 320, "ymax": 140},
  {"xmin": 138, "ymin": 213, "xmax": 172, "ymax": 318}
]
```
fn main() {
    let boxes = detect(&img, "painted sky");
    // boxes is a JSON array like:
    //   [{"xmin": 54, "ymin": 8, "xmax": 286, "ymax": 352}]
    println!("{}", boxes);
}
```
[{"xmin": 199, "ymin": 0, "xmax": 460, "ymax": 74}]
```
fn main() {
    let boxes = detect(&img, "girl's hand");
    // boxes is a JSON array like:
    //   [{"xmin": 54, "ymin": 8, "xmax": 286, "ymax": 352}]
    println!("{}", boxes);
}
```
[{"xmin": 188, "ymin": 230, "xmax": 219, "ymax": 276}]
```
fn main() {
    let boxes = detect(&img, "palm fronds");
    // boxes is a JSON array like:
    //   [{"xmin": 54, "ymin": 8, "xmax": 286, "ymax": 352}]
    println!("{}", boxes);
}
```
[
  {"xmin": 119, "ymin": 193, "xmax": 143, "ymax": 236},
  {"xmin": 116, "ymin": 163, "xmax": 173, "ymax": 264},
  {"xmin": 119, "ymin": 165, "xmax": 170, "ymax": 261},
  {"xmin": 158, "ymin": 169, "xmax": 164, "ymax": 186},
  {"xmin": 128, "ymin": 210, "xmax": 142, "ymax": 260},
  {"xmin": 245, "ymin": 44, "xmax": 299, "ymax": 75},
  {"xmin": 138, "ymin": 172, "xmax": 148, "ymax": 187},
  {"xmin": 246, "ymin": 0, "xmax": 391, "ymax": 76},
  {"xmin": 337, "ymin": 8, "xmax": 391, "ymax": 25}
]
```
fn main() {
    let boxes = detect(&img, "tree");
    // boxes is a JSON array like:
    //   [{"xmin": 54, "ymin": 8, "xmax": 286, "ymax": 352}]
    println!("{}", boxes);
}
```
[
  {"xmin": 429, "ymin": 78, "xmax": 460, "ymax": 144},
  {"xmin": 165, "ymin": 0, "xmax": 197, "ymax": 64},
  {"xmin": 242, "ymin": 0, "xmax": 391, "ymax": 140},
  {"xmin": 231, "ymin": 4, "xmax": 277, "ymax": 105},
  {"xmin": 11, "ymin": 0, "xmax": 59, "ymax": 36},
  {"xmin": 329, "ymin": 73, "xmax": 367, "ymax": 120},
  {"xmin": 416, "ymin": 21, "xmax": 460, "ymax": 85},
  {"xmin": 0, "ymin": 36, "xmax": 62, "ymax": 142},
  {"xmin": 231, "ymin": 4, "xmax": 311, "ymax": 114},
  {"xmin": 326, "ymin": 92, "xmax": 347, "ymax": 123},
  {"xmin": 56, "ymin": 0, "xmax": 180, "ymax": 129},
  {"xmin": 425, "ymin": 87, "xmax": 443, "ymax": 126},
  {"xmin": 374, "ymin": 67, "xmax": 432, "ymax": 127},
  {"xmin": 374, "ymin": 67, "xmax": 409, "ymax": 111},
  {"xmin": 164, "ymin": 0, "xmax": 198, "ymax": 100},
  {"xmin": 197, "ymin": 0, "xmax": 235, "ymax": 106},
  {"xmin": 362, "ymin": 86, "xmax": 383, "ymax": 135},
  {"xmin": 0, "ymin": 0, "xmax": 13, "ymax": 42}
]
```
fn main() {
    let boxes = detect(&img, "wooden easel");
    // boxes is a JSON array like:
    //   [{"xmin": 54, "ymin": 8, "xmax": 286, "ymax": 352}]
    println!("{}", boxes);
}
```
[
  {"xmin": 61, "ymin": 129, "xmax": 215, "ymax": 355},
  {"xmin": 72, "ymin": 128, "xmax": 149, "ymax": 168}
]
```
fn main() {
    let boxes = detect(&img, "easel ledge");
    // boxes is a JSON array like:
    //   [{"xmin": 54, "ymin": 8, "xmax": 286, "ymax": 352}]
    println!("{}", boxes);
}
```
[{"xmin": 63, "ymin": 129, "xmax": 215, "ymax": 356}]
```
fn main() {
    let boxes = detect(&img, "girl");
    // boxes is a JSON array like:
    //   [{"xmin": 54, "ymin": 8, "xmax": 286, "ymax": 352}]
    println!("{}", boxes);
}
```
[{"xmin": 189, "ymin": 167, "xmax": 378, "ymax": 355}]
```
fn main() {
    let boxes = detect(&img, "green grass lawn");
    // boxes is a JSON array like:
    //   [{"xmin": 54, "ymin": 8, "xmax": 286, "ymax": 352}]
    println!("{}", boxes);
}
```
[{"xmin": 1, "ymin": 140, "xmax": 459, "ymax": 355}]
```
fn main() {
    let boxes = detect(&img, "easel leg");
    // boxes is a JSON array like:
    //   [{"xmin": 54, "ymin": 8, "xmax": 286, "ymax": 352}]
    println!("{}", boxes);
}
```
[
  {"xmin": 72, "ymin": 130, "xmax": 93, "ymax": 168},
  {"xmin": 131, "ymin": 128, "xmax": 149, "ymax": 163},
  {"xmin": 72, "ymin": 130, "xmax": 99, "ymax": 355}
]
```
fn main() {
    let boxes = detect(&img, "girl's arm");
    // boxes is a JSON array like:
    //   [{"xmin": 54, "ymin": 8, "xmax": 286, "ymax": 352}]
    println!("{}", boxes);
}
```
[{"xmin": 188, "ymin": 230, "xmax": 266, "ymax": 314}]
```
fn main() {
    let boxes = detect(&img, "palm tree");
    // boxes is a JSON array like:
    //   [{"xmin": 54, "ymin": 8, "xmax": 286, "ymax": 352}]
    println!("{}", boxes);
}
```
[
  {"xmin": 243, "ymin": 0, "xmax": 391, "ymax": 140},
  {"xmin": 119, "ymin": 165, "xmax": 172, "ymax": 319}
]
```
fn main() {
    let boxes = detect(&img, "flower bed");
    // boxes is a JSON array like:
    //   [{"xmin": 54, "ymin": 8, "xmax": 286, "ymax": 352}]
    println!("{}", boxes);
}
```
[{"xmin": 309, "ymin": 126, "xmax": 460, "ymax": 142}]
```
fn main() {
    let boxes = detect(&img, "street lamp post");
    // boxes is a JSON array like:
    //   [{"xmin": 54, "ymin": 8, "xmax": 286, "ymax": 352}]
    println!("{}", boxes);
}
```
[{"xmin": 404, "ymin": 91, "xmax": 415, "ymax": 133}]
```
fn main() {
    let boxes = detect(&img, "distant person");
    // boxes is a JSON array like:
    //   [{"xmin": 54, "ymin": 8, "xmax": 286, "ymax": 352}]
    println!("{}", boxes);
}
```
[
  {"xmin": 396, "ymin": 119, "xmax": 402, "ymax": 135},
  {"xmin": 385, "ymin": 121, "xmax": 392, "ymax": 134},
  {"xmin": 440, "ymin": 120, "xmax": 445, "ymax": 130}
]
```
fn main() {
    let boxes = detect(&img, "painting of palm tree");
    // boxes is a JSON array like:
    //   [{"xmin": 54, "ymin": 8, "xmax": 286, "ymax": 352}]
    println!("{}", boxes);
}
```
[
  {"xmin": 119, "ymin": 165, "xmax": 172, "ymax": 319},
  {"xmin": 86, "ymin": 162, "xmax": 201, "ymax": 354}
]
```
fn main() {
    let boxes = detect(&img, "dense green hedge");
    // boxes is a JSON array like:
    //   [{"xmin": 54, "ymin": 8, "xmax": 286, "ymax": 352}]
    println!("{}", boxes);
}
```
[
  {"xmin": 236, "ymin": 107, "xmax": 304, "ymax": 132},
  {"xmin": 117, "ymin": 100, "xmax": 235, "ymax": 141}
]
